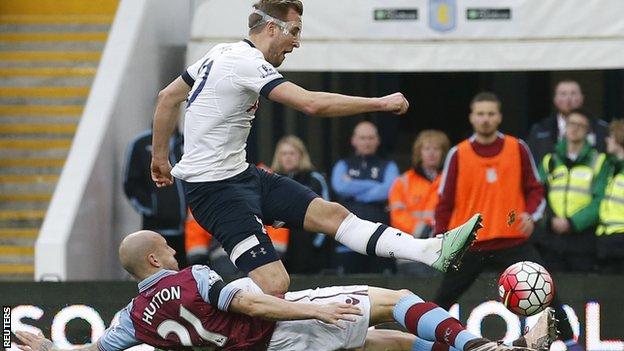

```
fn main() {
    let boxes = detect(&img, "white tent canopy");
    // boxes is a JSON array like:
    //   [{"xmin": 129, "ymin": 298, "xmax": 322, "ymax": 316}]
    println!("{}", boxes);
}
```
[{"xmin": 189, "ymin": 0, "xmax": 624, "ymax": 71}]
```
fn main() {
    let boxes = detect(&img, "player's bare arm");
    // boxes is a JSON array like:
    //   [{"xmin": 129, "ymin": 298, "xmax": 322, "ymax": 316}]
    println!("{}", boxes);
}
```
[
  {"xmin": 151, "ymin": 76, "xmax": 192, "ymax": 188},
  {"xmin": 228, "ymin": 289, "xmax": 362, "ymax": 326},
  {"xmin": 268, "ymin": 81, "xmax": 409, "ymax": 117},
  {"xmin": 15, "ymin": 331, "xmax": 99, "ymax": 351}
]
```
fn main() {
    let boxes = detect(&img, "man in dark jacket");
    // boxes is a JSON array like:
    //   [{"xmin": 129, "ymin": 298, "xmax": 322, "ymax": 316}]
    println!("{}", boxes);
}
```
[
  {"xmin": 123, "ymin": 128, "xmax": 187, "ymax": 267},
  {"xmin": 527, "ymin": 79, "xmax": 609, "ymax": 164},
  {"xmin": 331, "ymin": 121, "xmax": 399, "ymax": 274}
]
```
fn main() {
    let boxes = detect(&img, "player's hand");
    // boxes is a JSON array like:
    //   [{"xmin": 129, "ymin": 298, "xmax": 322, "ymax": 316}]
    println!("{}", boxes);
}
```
[
  {"xmin": 551, "ymin": 217, "xmax": 570, "ymax": 234},
  {"xmin": 519, "ymin": 212, "xmax": 535, "ymax": 236},
  {"xmin": 314, "ymin": 302, "xmax": 362, "ymax": 328},
  {"xmin": 151, "ymin": 157, "xmax": 174, "ymax": 187},
  {"xmin": 380, "ymin": 92, "xmax": 409, "ymax": 115},
  {"xmin": 15, "ymin": 331, "xmax": 54, "ymax": 351}
]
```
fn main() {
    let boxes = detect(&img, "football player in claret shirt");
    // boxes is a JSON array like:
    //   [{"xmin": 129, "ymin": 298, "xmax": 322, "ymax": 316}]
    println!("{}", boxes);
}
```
[{"xmin": 16, "ymin": 230, "xmax": 556, "ymax": 351}]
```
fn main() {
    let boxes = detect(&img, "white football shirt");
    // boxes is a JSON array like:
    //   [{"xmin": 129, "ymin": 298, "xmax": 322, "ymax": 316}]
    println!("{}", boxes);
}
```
[{"xmin": 171, "ymin": 40, "xmax": 285, "ymax": 182}]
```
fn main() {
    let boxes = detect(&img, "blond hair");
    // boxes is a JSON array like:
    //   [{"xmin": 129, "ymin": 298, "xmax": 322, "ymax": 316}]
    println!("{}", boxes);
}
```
[
  {"xmin": 412, "ymin": 130, "xmax": 451, "ymax": 167},
  {"xmin": 249, "ymin": 0, "xmax": 304, "ymax": 34},
  {"xmin": 609, "ymin": 119, "xmax": 624, "ymax": 147},
  {"xmin": 271, "ymin": 135, "xmax": 314, "ymax": 173}
]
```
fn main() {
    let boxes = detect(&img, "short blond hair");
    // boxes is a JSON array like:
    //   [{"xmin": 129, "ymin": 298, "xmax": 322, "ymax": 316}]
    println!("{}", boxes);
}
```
[
  {"xmin": 412, "ymin": 130, "xmax": 451, "ymax": 167},
  {"xmin": 249, "ymin": 0, "xmax": 304, "ymax": 34},
  {"xmin": 609, "ymin": 119, "xmax": 624, "ymax": 147},
  {"xmin": 271, "ymin": 135, "xmax": 314, "ymax": 173}
]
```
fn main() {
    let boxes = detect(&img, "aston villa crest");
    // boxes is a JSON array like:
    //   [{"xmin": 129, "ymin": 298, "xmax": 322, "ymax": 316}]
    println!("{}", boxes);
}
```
[{"xmin": 429, "ymin": 0, "xmax": 457, "ymax": 32}]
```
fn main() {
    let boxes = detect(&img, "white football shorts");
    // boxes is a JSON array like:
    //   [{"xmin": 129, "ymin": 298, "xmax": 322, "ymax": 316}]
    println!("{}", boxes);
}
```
[{"xmin": 267, "ymin": 285, "xmax": 371, "ymax": 351}]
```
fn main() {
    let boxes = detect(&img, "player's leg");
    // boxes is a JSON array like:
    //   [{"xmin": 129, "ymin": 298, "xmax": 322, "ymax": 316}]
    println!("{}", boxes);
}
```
[
  {"xmin": 360, "ymin": 312, "xmax": 556, "ymax": 351},
  {"xmin": 358, "ymin": 331, "xmax": 554, "ymax": 351},
  {"xmin": 357, "ymin": 331, "xmax": 463, "ymax": 351},
  {"xmin": 368, "ymin": 287, "xmax": 555, "ymax": 351},
  {"xmin": 368, "ymin": 288, "xmax": 491, "ymax": 350},
  {"xmin": 367, "ymin": 287, "xmax": 492, "ymax": 351},
  {"xmin": 433, "ymin": 250, "xmax": 484, "ymax": 309},
  {"xmin": 183, "ymin": 173, "xmax": 290, "ymax": 295},
  {"xmin": 303, "ymin": 197, "xmax": 482, "ymax": 272},
  {"xmin": 356, "ymin": 329, "xmax": 416, "ymax": 351},
  {"xmin": 247, "ymin": 261, "xmax": 290, "ymax": 295}
]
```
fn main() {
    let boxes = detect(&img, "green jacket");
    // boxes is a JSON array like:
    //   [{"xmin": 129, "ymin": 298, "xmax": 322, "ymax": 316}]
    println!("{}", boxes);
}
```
[
  {"xmin": 538, "ymin": 140, "xmax": 611, "ymax": 233},
  {"xmin": 596, "ymin": 156, "xmax": 624, "ymax": 258},
  {"xmin": 609, "ymin": 156, "xmax": 624, "ymax": 177}
]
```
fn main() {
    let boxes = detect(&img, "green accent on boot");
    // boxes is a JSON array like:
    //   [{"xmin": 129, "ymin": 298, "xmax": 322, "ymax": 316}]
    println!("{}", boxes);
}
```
[{"xmin": 431, "ymin": 213, "xmax": 482, "ymax": 272}]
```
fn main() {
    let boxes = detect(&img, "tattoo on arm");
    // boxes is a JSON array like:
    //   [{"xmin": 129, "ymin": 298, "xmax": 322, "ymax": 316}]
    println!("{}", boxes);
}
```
[{"xmin": 39, "ymin": 340, "xmax": 55, "ymax": 351}]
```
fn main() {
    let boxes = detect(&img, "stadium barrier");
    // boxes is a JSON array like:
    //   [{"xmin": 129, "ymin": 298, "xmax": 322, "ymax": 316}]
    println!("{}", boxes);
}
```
[
  {"xmin": 2, "ymin": 274, "xmax": 622, "ymax": 351},
  {"xmin": 34, "ymin": 0, "xmax": 191, "ymax": 281}
]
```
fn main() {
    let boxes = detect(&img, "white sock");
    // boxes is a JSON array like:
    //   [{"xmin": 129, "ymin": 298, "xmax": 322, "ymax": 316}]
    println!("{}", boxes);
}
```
[
  {"xmin": 335, "ymin": 214, "xmax": 443, "ymax": 266},
  {"xmin": 335, "ymin": 213, "xmax": 377, "ymax": 254}
]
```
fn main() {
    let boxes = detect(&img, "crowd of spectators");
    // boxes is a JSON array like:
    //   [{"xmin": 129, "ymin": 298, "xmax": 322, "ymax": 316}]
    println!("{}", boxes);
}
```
[{"xmin": 123, "ymin": 79, "xmax": 624, "ymax": 278}]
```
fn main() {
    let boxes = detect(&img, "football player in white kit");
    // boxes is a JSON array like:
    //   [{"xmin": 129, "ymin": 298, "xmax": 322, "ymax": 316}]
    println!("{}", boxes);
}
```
[{"xmin": 151, "ymin": 0, "xmax": 481, "ymax": 296}]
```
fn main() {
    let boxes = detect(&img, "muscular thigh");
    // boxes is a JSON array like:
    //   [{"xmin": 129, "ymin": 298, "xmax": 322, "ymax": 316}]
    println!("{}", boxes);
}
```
[
  {"xmin": 183, "ymin": 174, "xmax": 278, "ymax": 273},
  {"xmin": 258, "ymin": 168, "xmax": 318, "ymax": 229},
  {"xmin": 367, "ymin": 287, "xmax": 409, "ymax": 326}
]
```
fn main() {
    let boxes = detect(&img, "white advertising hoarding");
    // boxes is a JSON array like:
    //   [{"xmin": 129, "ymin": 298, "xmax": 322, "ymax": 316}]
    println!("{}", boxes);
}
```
[{"xmin": 188, "ymin": 0, "xmax": 624, "ymax": 71}]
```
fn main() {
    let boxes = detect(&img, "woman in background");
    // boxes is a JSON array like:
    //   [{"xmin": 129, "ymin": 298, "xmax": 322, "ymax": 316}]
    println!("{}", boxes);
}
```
[
  {"xmin": 388, "ymin": 130, "xmax": 450, "ymax": 276},
  {"xmin": 268, "ymin": 135, "xmax": 333, "ymax": 274}
]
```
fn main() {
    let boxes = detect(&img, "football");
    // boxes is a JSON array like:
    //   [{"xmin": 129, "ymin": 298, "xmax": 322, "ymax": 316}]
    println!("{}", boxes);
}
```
[{"xmin": 498, "ymin": 261, "xmax": 555, "ymax": 316}]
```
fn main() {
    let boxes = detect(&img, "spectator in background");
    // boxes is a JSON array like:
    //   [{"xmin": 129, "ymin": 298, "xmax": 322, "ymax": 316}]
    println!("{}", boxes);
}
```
[
  {"xmin": 389, "ymin": 130, "xmax": 450, "ymax": 276},
  {"xmin": 331, "ymin": 121, "xmax": 398, "ymax": 274},
  {"xmin": 123, "ymin": 128, "xmax": 187, "ymax": 267},
  {"xmin": 434, "ymin": 92, "xmax": 581, "ymax": 351},
  {"xmin": 269, "ymin": 135, "xmax": 332, "ymax": 274},
  {"xmin": 528, "ymin": 79, "xmax": 609, "ymax": 164},
  {"xmin": 537, "ymin": 109, "xmax": 609, "ymax": 272},
  {"xmin": 596, "ymin": 119, "xmax": 624, "ymax": 273}
]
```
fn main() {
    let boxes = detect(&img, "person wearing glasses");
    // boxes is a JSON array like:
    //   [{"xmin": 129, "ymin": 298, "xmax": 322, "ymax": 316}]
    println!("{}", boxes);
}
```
[
  {"xmin": 537, "ymin": 108, "xmax": 610, "ymax": 273},
  {"xmin": 150, "ymin": 0, "xmax": 479, "ymax": 298}
]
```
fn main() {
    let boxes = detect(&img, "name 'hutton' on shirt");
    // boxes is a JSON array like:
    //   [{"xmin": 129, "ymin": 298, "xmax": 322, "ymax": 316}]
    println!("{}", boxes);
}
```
[{"xmin": 142, "ymin": 286, "xmax": 181, "ymax": 325}]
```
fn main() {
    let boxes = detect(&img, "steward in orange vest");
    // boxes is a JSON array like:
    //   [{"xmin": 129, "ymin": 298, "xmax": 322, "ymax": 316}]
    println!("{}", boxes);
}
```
[
  {"xmin": 432, "ymin": 93, "xmax": 578, "ymax": 348},
  {"xmin": 389, "ymin": 130, "xmax": 450, "ymax": 237}
]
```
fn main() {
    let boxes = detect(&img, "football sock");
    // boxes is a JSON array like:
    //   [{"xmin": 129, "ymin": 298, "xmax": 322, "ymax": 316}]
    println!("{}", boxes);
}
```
[
  {"xmin": 393, "ymin": 295, "xmax": 488, "ymax": 351},
  {"xmin": 334, "ymin": 213, "xmax": 442, "ymax": 266},
  {"xmin": 412, "ymin": 338, "xmax": 457, "ymax": 351}
]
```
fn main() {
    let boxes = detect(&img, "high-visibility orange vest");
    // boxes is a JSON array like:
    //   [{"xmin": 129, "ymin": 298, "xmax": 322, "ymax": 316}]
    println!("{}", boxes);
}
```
[
  {"xmin": 448, "ymin": 135, "xmax": 527, "ymax": 242},
  {"xmin": 185, "ymin": 209, "xmax": 212, "ymax": 254},
  {"xmin": 185, "ymin": 209, "xmax": 289, "ymax": 254},
  {"xmin": 264, "ymin": 226, "xmax": 289, "ymax": 253},
  {"xmin": 388, "ymin": 169, "xmax": 440, "ymax": 237}
]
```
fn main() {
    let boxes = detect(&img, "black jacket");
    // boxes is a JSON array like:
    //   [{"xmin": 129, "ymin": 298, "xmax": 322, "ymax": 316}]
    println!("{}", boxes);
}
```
[
  {"xmin": 123, "ymin": 129, "xmax": 186, "ymax": 235},
  {"xmin": 281, "ymin": 170, "xmax": 333, "ymax": 274},
  {"xmin": 527, "ymin": 113, "xmax": 609, "ymax": 165}
]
